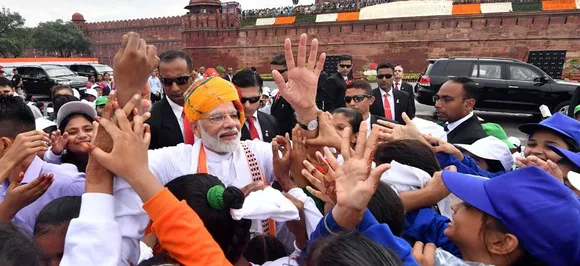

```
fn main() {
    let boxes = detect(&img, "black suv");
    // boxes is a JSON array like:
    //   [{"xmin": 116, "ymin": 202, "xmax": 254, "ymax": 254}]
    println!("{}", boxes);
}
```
[
  {"xmin": 63, "ymin": 63, "xmax": 113, "ymax": 79},
  {"xmin": 415, "ymin": 57, "xmax": 580, "ymax": 115},
  {"xmin": 16, "ymin": 65, "xmax": 88, "ymax": 99}
]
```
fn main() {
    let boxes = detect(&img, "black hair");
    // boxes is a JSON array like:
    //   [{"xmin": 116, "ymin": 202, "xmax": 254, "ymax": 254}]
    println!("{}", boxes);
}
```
[
  {"xmin": 51, "ymin": 84, "xmax": 73, "ymax": 99},
  {"xmin": 529, "ymin": 128, "xmax": 580, "ymax": 153},
  {"xmin": 270, "ymin": 53, "xmax": 287, "ymax": 67},
  {"xmin": 448, "ymin": 76, "xmax": 479, "ymax": 101},
  {"xmin": 368, "ymin": 182, "xmax": 405, "ymax": 236},
  {"xmin": 0, "ymin": 95, "xmax": 35, "ymax": 139},
  {"xmin": 346, "ymin": 79, "xmax": 372, "ymax": 95},
  {"xmin": 339, "ymin": 54, "xmax": 352, "ymax": 62},
  {"xmin": 0, "ymin": 223, "xmax": 42, "ymax": 266},
  {"xmin": 250, "ymin": 66, "xmax": 257, "ymax": 71},
  {"xmin": 377, "ymin": 63, "xmax": 395, "ymax": 72},
  {"xmin": 53, "ymin": 95, "xmax": 80, "ymax": 117},
  {"xmin": 158, "ymin": 50, "xmax": 194, "ymax": 72},
  {"xmin": 0, "ymin": 77, "xmax": 12, "ymax": 88},
  {"xmin": 103, "ymin": 72, "xmax": 110, "ymax": 77},
  {"xmin": 332, "ymin": 108, "xmax": 363, "ymax": 135},
  {"xmin": 58, "ymin": 113, "xmax": 94, "ymax": 132},
  {"xmin": 243, "ymin": 235, "xmax": 289, "ymax": 264},
  {"xmin": 58, "ymin": 113, "xmax": 94, "ymax": 172},
  {"xmin": 34, "ymin": 196, "xmax": 81, "ymax": 236},
  {"xmin": 305, "ymin": 234, "xmax": 402, "ymax": 266},
  {"xmin": 166, "ymin": 174, "xmax": 251, "ymax": 264},
  {"xmin": 374, "ymin": 139, "xmax": 442, "ymax": 176},
  {"xmin": 232, "ymin": 70, "xmax": 263, "ymax": 91},
  {"xmin": 486, "ymin": 159, "xmax": 507, "ymax": 173}
]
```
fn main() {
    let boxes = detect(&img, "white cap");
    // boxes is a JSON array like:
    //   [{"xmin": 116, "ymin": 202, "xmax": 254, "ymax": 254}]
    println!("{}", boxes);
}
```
[
  {"xmin": 456, "ymin": 136, "xmax": 514, "ymax": 171},
  {"xmin": 72, "ymin": 88, "xmax": 80, "ymax": 99},
  {"xmin": 270, "ymin": 89, "xmax": 279, "ymax": 98},
  {"xmin": 85, "ymin": 88, "xmax": 98, "ymax": 98},
  {"xmin": 262, "ymin": 86, "xmax": 271, "ymax": 96},
  {"xmin": 567, "ymin": 171, "xmax": 580, "ymax": 190},
  {"xmin": 91, "ymin": 84, "xmax": 100, "ymax": 90},
  {"xmin": 412, "ymin": 117, "xmax": 447, "ymax": 142},
  {"xmin": 56, "ymin": 101, "xmax": 97, "ymax": 128},
  {"xmin": 508, "ymin": 136, "xmax": 521, "ymax": 148},
  {"xmin": 35, "ymin": 118, "xmax": 56, "ymax": 131}
]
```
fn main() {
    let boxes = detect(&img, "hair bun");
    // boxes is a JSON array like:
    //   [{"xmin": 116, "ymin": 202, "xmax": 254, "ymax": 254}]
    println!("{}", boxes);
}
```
[{"xmin": 223, "ymin": 186, "xmax": 245, "ymax": 210}]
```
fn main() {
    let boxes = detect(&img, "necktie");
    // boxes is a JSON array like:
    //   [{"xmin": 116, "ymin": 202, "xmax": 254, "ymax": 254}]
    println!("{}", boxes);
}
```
[
  {"xmin": 395, "ymin": 82, "xmax": 399, "ymax": 91},
  {"xmin": 383, "ymin": 93, "xmax": 393, "ymax": 120},
  {"xmin": 183, "ymin": 113, "xmax": 195, "ymax": 144},
  {"xmin": 443, "ymin": 124, "xmax": 449, "ymax": 132},
  {"xmin": 247, "ymin": 117, "xmax": 260, "ymax": 140}
]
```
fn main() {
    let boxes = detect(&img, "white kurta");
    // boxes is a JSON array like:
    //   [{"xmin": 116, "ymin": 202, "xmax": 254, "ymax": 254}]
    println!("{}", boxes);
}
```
[{"xmin": 114, "ymin": 140, "xmax": 276, "ymax": 264}]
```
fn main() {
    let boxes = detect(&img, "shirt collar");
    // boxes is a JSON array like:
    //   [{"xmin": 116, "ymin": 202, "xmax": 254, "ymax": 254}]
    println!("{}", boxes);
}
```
[
  {"xmin": 446, "ymin": 112, "xmax": 474, "ymax": 132},
  {"xmin": 22, "ymin": 156, "xmax": 44, "ymax": 183},
  {"xmin": 166, "ymin": 97, "xmax": 184, "ymax": 116}
]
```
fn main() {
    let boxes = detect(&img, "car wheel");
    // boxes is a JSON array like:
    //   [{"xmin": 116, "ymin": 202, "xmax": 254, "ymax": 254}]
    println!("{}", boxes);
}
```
[{"xmin": 553, "ymin": 101, "xmax": 570, "ymax": 115}]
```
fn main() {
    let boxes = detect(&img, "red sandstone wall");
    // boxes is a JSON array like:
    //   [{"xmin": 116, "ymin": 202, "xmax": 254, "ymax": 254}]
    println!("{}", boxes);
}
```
[
  {"xmin": 81, "ymin": 16, "xmax": 184, "ymax": 65},
  {"xmin": 182, "ymin": 10, "xmax": 580, "ymax": 80}
]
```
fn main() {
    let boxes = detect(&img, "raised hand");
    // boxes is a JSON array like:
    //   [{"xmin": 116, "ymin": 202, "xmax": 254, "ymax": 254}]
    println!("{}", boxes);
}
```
[
  {"xmin": 50, "ymin": 130, "xmax": 69, "ymax": 156},
  {"xmin": 305, "ymin": 111, "xmax": 342, "ymax": 150},
  {"xmin": 0, "ymin": 172, "xmax": 53, "ymax": 223},
  {"xmin": 412, "ymin": 242, "xmax": 436, "ymax": 266},
  {"xmin": 272, "ymin": 33, "xmax": 326, "ymax": 122},
  {"xmin": 272, "ymin": 134, "xmax": 296, "ymax": 192},
  {"xmin": 422, "ymin": 134, "xmax": 464, "ymax": 160},
  {"xmin": 516, "ymin": 156, "xmax": 563, "ymax": 183},
  {"xmin": 290, "ymin": 126, "xmax": 311, "ymax": 187},
  {"xmin": 376, "ymin": 113, "xmax": 422, "ymax": 142},
  {"xmin": 2, "ymin": 131, "xmax": 50, "ymax": 169},
  {"xmin": 113, "ymin": 32, "xmax": 159, "ymax": 110},
  {"xmin": 302, "ymin": 150, "xmax": 337, "ymax": 205}
]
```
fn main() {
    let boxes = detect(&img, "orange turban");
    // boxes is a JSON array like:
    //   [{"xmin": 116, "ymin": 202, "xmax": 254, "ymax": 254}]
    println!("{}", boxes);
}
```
[
  {"xmin": 183, "ymin": 77, "xmax": 245, "ymax": 125},
  {"xmin": 204, "ymin": 68, "xmax": 220, "ymax": 78}
]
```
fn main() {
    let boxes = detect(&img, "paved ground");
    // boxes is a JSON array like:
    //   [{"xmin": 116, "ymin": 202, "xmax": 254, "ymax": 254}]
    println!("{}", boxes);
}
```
[{"xmin": 263, "ymin": 81, "xmax": 532, "ymax": 142}]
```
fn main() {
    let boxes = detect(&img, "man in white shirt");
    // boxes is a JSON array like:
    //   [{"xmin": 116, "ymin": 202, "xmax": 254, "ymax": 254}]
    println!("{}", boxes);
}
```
[
  {"xmin": 146, "ymin": 50, "xmax": 197, "ymax": 149},
  {"xmin": 393, "ymin": 65, "xmax": 414, "ymax": 96},
  {"xmin": 148, "ymin": 69, "xmax": 162, "ymax": 103}
]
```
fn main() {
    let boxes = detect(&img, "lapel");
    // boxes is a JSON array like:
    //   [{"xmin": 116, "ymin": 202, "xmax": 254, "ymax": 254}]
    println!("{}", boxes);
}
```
[
  {"xmin": 373, "ymin": 88, "xmax": 384, "ymax": 112},
  {"xmin": 447, "ymin": 115, "xmax": 475, "ymax": 142},
  {"xmin": 241, "ymin": 122, "xmax": 251, "ymax": 140},
  {"xmin": 257, "ymin": 112, "xmax": 272, "ymax": 142},
  {"xmin": 160, "ymin": 98, "xmax": 184, "ymax": 142}
]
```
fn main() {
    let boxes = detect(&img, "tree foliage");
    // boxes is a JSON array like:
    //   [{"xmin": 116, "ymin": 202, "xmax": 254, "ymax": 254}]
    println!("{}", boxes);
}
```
[
  {"xmin": 31, "ymin": 19, "xmax": 92, "ymax": 57},
  {"xmin": 0, "ymin": 7, "xmax": 29, "ymax": 58}
]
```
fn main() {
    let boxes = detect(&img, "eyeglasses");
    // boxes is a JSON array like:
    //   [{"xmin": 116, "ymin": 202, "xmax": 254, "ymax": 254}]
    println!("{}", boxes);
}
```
[
  {"xmin": 339, "ymin": 64, "xmax": 352, "ymax": 69},
  {"xmin": 433, "ymin": 95, "xmax": 468, "ymax": 103},
  {"xmin": 376, "ymin": 74, "xmax": 393, "ymax": 80},
  {"xmin": 159, "ymin": 75, "xmax": 191, "ymax": 86},
  {"xmin": 241, "ymin": 96, "xmax": 261, "ymax": 104},
  {"xmin": 344, "ymin": 95, "xmax": 370, "ymax": 103},
  {"xmin": 202, "ymin": 111, "xmax": 240, "ymax": 124}
]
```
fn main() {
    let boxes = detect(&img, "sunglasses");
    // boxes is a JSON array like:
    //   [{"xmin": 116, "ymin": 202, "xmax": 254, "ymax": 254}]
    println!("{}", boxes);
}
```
[
  {"xmin": 344, "ymin": 95, "xmax": 370, "ymax": 103},
  {"xmin": 241, "ymin": 96, "xmax": 261, "ymax": 104},
  {"xmin": 159, "ymin": 75, "xmax": 191, "ymax": 86},
  {"xmin": 339, "ymin": 64, "xmax": 352, "ymax": 68},
  {"xmin": 277, "ymin": 69, "xmax": 288, "ymax": 74},
  {"xmin": 376, "ymin": 74, "xmax": 393, "ymax": 80}
]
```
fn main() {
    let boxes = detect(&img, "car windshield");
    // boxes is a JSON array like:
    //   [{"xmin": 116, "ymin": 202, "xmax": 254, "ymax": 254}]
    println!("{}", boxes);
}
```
[
  {"xmin": 93, "ymin": 65, "xmax": 113, "ymax": 73},
  {"xmin": 45, "ymin": 67, "xmax": 75, "ymax": 77}
]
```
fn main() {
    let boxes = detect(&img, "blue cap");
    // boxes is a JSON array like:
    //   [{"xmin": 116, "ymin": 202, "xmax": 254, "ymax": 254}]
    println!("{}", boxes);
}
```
[
  {"xmin": 550, "ymin": 145, "xmax": 580, "ymax": 169},
  {"xmin": 519, "ymin": 113, "xmax": 580, "ymax": 146},
  {"xmin": 442, "ymin": 167, "xmax": 580, "ymax": 265}
]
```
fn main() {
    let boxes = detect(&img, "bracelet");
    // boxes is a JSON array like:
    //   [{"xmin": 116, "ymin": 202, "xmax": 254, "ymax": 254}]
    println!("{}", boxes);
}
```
[{"xmin": 323, "ymin": 214, "xmax": 357, "ymax": 236}]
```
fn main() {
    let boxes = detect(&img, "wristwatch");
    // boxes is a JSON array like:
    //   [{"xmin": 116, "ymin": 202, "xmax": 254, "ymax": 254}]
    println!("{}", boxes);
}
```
[{"xmin": 298, "ymin": 119, "xmax": 318, "ymax": 131}]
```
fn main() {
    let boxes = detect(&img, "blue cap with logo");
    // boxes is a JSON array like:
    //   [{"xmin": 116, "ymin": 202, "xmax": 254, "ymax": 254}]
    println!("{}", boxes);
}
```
[
  {"xmin": 442, "ymin": 167, "xmax": 580, "ymax": 265},
  {"xmin": 519, "ymin": 113, "xmax": 580, "ymax": 146}
]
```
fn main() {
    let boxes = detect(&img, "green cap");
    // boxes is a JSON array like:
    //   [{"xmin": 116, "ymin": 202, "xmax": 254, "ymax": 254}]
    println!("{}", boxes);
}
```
[
  {"xmin": 574, "ymin": 105, "xmax": 580, "ymax": 115},
  {"xmin": 482, "ymin": 123, "xmax": 516, "ymax": 149},
  {"xmin": 95, "ymin": 96, "xmax": 108, "ymax": 106}
]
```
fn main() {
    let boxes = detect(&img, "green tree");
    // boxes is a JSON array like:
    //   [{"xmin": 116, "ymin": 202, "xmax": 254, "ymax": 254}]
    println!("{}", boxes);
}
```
[
  {"xmin": 31, "ymin": 19, "xmax": 92, "ymax": 57},
  {"xmin": 0, "ymin": 7, "xmax": 30, "ymax": 58}
]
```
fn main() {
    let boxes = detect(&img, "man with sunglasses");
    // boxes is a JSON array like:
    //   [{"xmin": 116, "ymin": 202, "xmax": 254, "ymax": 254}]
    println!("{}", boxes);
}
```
[
  {"xmin": 345, "ymin": 80, "xmax": 396, "ymax": 135},
  {"xmin": 370, "ymin": 63, "xmax": 415, "ymax": 124},
  {"xmin": 434, "ymin": 77, "xmax": 486, "ymax": 144},
  {"xmin": 147, "ymin": 50, "xmax": 197, "ymax": 150},
  {"xmin": 233, "ymin": 70, "xmax": 278, "ymax": 142},
  {"xmin": 320, "ymin": 54, "xmax": 353, "ymax": 112}
]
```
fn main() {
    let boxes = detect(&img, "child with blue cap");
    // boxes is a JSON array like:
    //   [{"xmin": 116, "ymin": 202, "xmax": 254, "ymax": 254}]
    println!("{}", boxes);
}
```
[
  {"xmin": 549, "ymin": 145, "xmax": 580, "ymax": 196},
  {"xmin": 519, "ymin": 113, "xmax": 580, "ymax": 163}
]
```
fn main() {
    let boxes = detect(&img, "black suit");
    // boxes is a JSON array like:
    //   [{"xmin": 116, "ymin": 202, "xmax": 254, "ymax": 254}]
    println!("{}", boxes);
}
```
[
  {"xmin": 370, "ymin": 87, "xmax": 416, "ymax": 124},
  {"xmin": 394, "ymin": 81, "xmax": 414, "ymax": 97},
  {"xmin": 224, "ymin": 74, "xmax": 233, "ymax": 82},
  {"xmin": 446, "ymin": 115, "xmax": 487, "ymax": 145},
  {"xmin": 370, "ymin": 114, "xmax": 398, "ymax": 126},
  {"xmin": 320, "ymin": 72, "xmax": 347, "ymax": 112},
  {"xmin": 270, "ymin": 95, "xmax": 296, "ymax": 138},
  {"xmin": 146, "ymin": 97, "xmax": 184, "ymax": 150},
  {"xmin": 241, "ymin": 111, "xmax": 279, "ymax": 142}
]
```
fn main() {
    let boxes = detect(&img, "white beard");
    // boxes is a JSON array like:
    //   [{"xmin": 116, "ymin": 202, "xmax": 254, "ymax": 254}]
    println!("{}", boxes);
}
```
[{"xmin": 199, "ymin": 123, "xmax": 241, "ymax": 154}]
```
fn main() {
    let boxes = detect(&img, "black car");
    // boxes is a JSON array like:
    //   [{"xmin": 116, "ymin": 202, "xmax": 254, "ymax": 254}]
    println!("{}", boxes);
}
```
[
  {"xmin": 16, "ymin": 65, "xmax": 88, "ymax": 99},
  {"xmin": 415, "ymin": 57, "xmax": 580, "ymax": 116},
  {"xmin": 63, "ymin": 63, "xmax": 113, "ymax": 79}
]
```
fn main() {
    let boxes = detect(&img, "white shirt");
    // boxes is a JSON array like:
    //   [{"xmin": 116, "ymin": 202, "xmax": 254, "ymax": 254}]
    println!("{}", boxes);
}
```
[
  {"xmin": 379, "ymin": 88, "xmax": 396, "ymax": 120},
  {"xmin": 365, "ymin": 114, "xmax": 372, "ymax": 136},
  {"xmin": 114, "ymin": 141, "xmax": 276, "ymax": 264},
  {"xmin": 245, "ymin": 112, "xmax": 264, "ymax": 140},
  {"xmin": 445, "ymin": 112, "xmax": 474, "ymax": 133},
  {"xmin": 393, "ymin": 81, "xmax": 402, "ymax": 90},
  {"xmin": 166, "ymin": 97, "xmax": 185, "ymax": 136}
]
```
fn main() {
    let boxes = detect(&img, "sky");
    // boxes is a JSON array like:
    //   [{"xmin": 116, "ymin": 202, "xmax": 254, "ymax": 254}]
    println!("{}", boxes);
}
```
[{"xmin": 6, "ymin": 0, "xmax": 315, "ymax": 27}]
